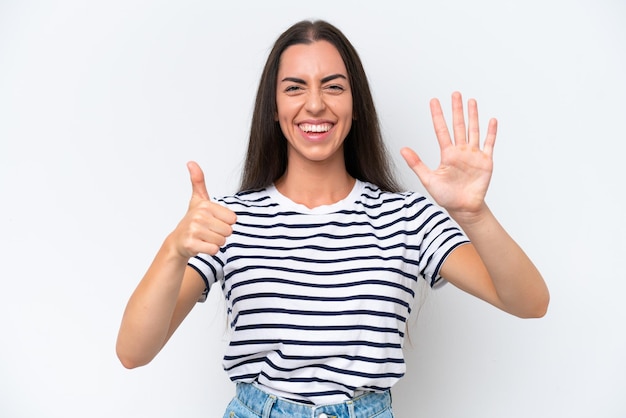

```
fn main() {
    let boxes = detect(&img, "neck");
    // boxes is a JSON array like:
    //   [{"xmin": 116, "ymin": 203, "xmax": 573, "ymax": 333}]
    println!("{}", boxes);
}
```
[{"xmin": 275, "ymin": 162, "xmax": 355, "ymax": 209}]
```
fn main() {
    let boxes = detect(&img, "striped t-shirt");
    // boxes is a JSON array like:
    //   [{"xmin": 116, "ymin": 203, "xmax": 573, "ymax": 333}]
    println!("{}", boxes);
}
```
[{"xmin": 188, "ymin": 180, "xmax": 468, "ymax": 405}]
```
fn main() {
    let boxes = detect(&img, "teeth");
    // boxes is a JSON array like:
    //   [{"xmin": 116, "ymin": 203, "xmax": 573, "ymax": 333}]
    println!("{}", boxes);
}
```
[{"xmin": 299, "ymin": 123, "xmax": 332, "ymax": 133}]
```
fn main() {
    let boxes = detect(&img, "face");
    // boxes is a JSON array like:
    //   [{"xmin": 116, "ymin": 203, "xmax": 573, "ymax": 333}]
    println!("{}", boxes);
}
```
[{"xmin": 275, "ymin": 40, "xmax": 353, "ymax": 170}]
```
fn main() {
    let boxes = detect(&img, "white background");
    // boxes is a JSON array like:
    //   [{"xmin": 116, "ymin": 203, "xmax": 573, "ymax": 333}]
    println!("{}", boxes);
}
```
[{"xmin": 1, "ymin": 1, "xmax": 625, "ymax": 417}]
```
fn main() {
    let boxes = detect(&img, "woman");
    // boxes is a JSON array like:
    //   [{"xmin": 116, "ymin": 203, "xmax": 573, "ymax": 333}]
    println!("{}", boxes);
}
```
[{"xmin": 116, "ymin": 20, "xmax": 549, "ymax": 418}]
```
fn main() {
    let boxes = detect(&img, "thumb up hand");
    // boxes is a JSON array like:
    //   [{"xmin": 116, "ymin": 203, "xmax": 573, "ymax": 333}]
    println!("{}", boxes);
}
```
[{"xmin": 170, "ymin": 161, "xmax": 237, "ymax": 259}]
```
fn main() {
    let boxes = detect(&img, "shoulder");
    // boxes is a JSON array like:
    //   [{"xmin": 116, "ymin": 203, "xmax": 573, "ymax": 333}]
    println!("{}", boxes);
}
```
[
  {"xmin": 213, "ymin": 188, "xmax": 276, "ymax": 211},
  {"xmin": 357, "ymin": 181, "xmax": 432, "ymax": 211}
]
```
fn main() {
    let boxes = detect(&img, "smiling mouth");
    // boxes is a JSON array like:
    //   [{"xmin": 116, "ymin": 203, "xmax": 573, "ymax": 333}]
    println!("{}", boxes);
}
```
[{"xmin": 299, "ymin": 123, "xmax": 333, "ymax": 133}]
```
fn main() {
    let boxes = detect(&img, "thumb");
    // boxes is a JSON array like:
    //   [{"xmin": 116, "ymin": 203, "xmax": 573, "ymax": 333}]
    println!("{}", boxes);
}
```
[
  {"xmin": 187, "ymin": 161, "xmax": 210, "ymax": 200},
  {"xmin": 400, "ymin": 147, "xmax": 430, "ymax": 182}
]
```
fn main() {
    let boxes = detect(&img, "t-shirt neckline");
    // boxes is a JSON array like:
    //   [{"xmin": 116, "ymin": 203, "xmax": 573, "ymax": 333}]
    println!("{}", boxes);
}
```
[{"xmin": 267, "ymin": 179, "xmax": 364, "ymax": 215}]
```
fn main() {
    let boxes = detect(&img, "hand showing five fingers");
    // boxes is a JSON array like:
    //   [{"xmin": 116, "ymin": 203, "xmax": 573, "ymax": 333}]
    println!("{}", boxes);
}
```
[
  {"xmin": 170, "ymin": 161, "xmax": 237, "ymax": 259},
  {"xmin": 401, "ymin": 91, "xmax": 497, "ymax": 217}
]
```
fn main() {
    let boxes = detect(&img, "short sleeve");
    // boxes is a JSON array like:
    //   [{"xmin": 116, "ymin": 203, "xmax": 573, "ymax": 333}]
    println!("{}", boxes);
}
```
[
  {"xmin": 187, "ymin": 253, "xmax": 224, "ymax": 303},
  {"xmin": 405, "ymin": 193, "xmax": 470, "ymax": 288}
]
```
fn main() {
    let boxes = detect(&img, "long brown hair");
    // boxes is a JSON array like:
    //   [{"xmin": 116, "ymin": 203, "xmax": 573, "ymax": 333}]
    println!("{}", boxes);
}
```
[{"xmin": 239, "ymin": 20, "xmax": 400, "ymax": 193}]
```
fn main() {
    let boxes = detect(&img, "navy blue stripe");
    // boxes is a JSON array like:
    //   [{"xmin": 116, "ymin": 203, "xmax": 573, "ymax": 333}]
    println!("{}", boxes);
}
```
[
  {"xmin": 228, "ymin": 339, "xmax": 402, "ymax": 349},
  {"xmin": 232, "ymin": 308, "xmax": 406, "ymax": 328},
  {"xmin": 275, "ymin": 350, "xmax": 403, "ymax": 364},
  {"xmin": 261, "ymin": 357, "xmax": 404, "ymax": 380},
  {"xmin": 233, "ymin": 199, "xmax": 434, "ymax": 224},
  {"xmin": 420, "ymin": 231, "xmax": 468, "ymax": 279},
  {"xmin": 235, "ymin": 307, "xmax": 406, "ymax": 320},
  {"xmin": 187, "ymin": 264, "xmax": 209, "ymax": 294},
  {"xmin": 229, "ymin": 276, "xmax": 414, "ymax": 296},
  {"xmin": 234, "ymin": 323, "xmax": 402, "ymax": 336},
  {"xmin": 224, "ymin": 350, "xmax": 404, "ymax": 365},
  {"xmin": 231, "ymin": 227, "xmax": 435, "ymax": 243},
  {"xmin": 224, "ymin": 241, "xmax": 421, "ymax": 253},
  {"xmin": 231, "ymin": 292, "xmax": 410, "ymax": 309},
  {"xmin": 431, "ymin": 239, "xmax": 470, "ymax": 286},
  {"xmin": 224, "ymin": 265, "xmax": 417, "ymax": 287},
  {"xmin": 226, "ymin": 253, "xmax": 420, "ymax": 269},
  {"xmin": 192, "ymin": 253, "xmax": 223, "ymax": 269}
]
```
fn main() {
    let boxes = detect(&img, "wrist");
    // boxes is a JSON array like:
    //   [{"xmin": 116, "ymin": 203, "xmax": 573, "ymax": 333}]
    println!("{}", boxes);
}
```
[
  {"xmin": 447, "ymin": 203, "xmax": 492, "ymax": 229},
  {"xmin": 162, "ymin": 232, "xmax": 194, "ymax": 265}
]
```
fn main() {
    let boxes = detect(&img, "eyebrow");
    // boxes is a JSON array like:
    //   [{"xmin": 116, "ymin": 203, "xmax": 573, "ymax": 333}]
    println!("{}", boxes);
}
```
[{"xmin": 280, "ymin": 74, "xmax": 348, "ymax": 84}]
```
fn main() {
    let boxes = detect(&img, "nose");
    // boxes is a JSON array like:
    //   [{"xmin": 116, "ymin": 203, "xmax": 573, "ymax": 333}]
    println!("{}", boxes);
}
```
[{"xmin": 304, "ymin": 89, "xmax": 326, "ymax": 114}]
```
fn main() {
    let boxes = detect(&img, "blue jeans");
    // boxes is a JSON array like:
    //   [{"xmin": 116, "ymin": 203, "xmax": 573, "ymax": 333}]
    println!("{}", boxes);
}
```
[{"xmin": 223, "ymin": 383, "xmax": 394, "ymax": 418}]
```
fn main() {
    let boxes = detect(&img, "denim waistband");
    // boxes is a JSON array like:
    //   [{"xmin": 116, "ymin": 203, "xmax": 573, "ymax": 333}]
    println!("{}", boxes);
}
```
[{"xmin": 233, "ymin": 382, "xmax": 392, "ymax": 418}]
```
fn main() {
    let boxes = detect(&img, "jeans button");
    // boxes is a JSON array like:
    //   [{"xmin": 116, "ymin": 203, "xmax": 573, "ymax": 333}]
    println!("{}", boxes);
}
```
[{"xmin": 318, "ymin": 414, "xmax": 329, "ymax": 418}]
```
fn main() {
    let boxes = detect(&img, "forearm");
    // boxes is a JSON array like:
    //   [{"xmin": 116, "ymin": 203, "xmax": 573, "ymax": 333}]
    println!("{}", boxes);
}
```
[
  {"xmin": 116, "ymin": 235, "xmax": 190, "ymax": 368},
  {"xmin": 451, "ymin": 204, "xmax": 550, "ymax": 318},
  {"xmin": 116, "ymin": 161, "xmax": 236, "ymax": 368}
]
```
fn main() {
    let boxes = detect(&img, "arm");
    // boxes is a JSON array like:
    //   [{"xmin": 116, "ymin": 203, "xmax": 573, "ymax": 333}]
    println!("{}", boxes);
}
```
[
  {"xmin": 116, "ymin": 162, "xmax": 237, "ymax": 368},
  {"xmin": 401, "ymin": 92, "xmax": 549, "ymax": 318},
  {"xmin": 439, "ymin": 209, "xmax": 549, "ymax": 318}
]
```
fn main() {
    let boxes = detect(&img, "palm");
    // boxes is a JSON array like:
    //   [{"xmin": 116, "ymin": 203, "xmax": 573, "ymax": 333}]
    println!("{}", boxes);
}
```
[{"xmin": 401, "ymin": 92, "xmax": 497, "ymax": 215}]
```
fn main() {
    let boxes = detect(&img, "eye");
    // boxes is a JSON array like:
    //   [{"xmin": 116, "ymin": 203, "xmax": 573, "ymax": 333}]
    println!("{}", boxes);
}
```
[
  {"xmin": 324, "ymin": 84, "xmax": 346, "ymax": 94},
  {"xmin": 284, "ymin": 85, "xmax": 304, "ymax": 94}
]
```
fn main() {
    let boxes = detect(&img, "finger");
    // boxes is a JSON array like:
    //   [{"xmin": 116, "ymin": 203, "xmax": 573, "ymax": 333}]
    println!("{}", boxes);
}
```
[
  {"xmin": 429, "ymin": 98, "xmax": 452, "ymax": 150},
  {"xmin": 182, "ymin": 205, "xmax": 237, "ymax": 255},
  {"xmin": 187, "ymin": 161, "xmax": 210, "ymax": 200},
  {"xmin": 195, "ymin": 218, "xmax": 233, "ymax": 244},
  {"xmin": 193, "ymin": 200, "xmax": 237, "ymax": 229},
  {"xmin": 179, "ymin": 227, "xmax": 224, "ymax": 257},
  {"xmin": 483, "ymin": 118, "xmax": 498, "ymax": 157},
  {"xmin": 467, "ymin": 98, "xmax": 480, "ymax": 147},
  {"xmin": 451, "ymin": 91, "xmax": 467, "ymax": 145},
  {"xmin": 210, "ymin": 202, "xmax": 238, "ymax": 226}
]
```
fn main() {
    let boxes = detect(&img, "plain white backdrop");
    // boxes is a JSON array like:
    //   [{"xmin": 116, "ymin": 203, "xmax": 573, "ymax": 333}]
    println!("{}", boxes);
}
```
[{"xmin": 1, "ymin": 1, "xmax": 625, "ymax": 417}]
